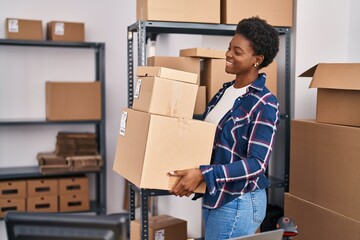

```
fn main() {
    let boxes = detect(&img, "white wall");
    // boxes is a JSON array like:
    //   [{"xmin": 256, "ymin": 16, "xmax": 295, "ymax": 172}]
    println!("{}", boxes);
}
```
[{"xmin": 1, "ymin": 0, "xmax": 360, "ymax": 239}]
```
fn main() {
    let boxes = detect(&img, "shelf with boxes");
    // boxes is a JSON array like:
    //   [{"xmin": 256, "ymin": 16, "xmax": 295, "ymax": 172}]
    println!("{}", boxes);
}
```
[
  {"xmin": 0, "ymin": 39, "xmax": 107, "ymax": 217},
  {"xmin": 125, "ymin": 20, "xmax": 291, "ymax": 239}
]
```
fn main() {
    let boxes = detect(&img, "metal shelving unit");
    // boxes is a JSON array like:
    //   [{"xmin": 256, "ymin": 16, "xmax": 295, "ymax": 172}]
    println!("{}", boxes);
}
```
[
  {"xmin": 0, "ymin": 39, "xmax": 107, "ymax": 216},
  {"xmin": 127, "ymin": 21, "xmax": 291, "ymax": 239}
]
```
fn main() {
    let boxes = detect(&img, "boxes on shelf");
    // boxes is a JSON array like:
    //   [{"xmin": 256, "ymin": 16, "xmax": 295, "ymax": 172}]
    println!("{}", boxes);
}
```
[
  {"xmin": 133, "ymin": 67, "xmax": 199, "ymax": 119},
  {"xmin": 221, "ymin": 0, "xmax": 293, "ymax": 27},
  {"xmin": 113, "ymin": 108, "xmax": 216, "ymax": 192},
  {"xmin": 194, "ymin": 86, "xmax": 206, "ymax": 115},
  {"xmin": 299, "ymin": 63, "xmax": 360, "ymax": 127},
  {"xmin": 27, "ymin": 179, "xmax": 58, "ymax": 197},
  {"xmin": 0, "ymin": 180, "xmax": 26, "ymax": 199},
  {"xmin": 137, "ymin": 0, "xmax": 220, "ymax": 24},
  {"xmin": 0, "ymin": 198, "xmax": 26, "ymax": 218},
  {"xmin": 130, "ymin": 215, "xmax": 187, "ymax": 240},
  {"xmin": 290, "ymin": 120, "xmax": 360, "ymax": 221},
  {"xmin": 59, "ymin": 193, "xmax": 90, "ymax": 212},
  {"xmin": 27, "ymin": 195, "xmax": 58, "ymax": 213},
  {"xmin": 285, "ymin": 193, "xmax": 360, "ymax": 240},
  {"xmin": 59, "ymin": 176, "xmax": 89, "ymax": 195},
  {"xmin": 5, "ymin": 18, "xmax": 43, "ymax": 40},
  {"xmin": 147, "ymin": 56, "xmax": 201, "ymax": 85},
  {"xmin": 179, "ymin": 47, "xmax": 226, "ymax": 59},
  {"xmin": 47, "ymin": 21, "xmax": 85, "ymax": 42},
  {"xmin": 46, "ymin": 82, "xmax": 101, "ymax": 121}
]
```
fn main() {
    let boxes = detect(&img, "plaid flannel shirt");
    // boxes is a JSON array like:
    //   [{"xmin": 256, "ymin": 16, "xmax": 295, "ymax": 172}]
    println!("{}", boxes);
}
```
[{"xmin": 200, "ymin": 73, "xmax": 280, "ymax": 209}]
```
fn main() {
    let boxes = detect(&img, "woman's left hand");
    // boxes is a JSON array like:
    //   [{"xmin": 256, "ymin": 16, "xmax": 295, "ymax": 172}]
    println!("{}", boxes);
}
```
[{"xmin": 169, "ymin": 168, "xmax": 204, "ymax": 197}]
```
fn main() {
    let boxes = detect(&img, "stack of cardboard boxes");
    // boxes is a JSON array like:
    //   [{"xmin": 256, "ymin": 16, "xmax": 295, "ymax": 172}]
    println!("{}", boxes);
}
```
[
  {"xmin": 113, "ymin": 66, "xmax": 217, "ymax": 239},
  {"xmin": 286, "ymin": 63, "xmax": 360, "ymax": 239},
  {"xmin": 113, "ymin": 66, "xmax": 216, "ymax": 192},
  {"xmin": 0, "ymin": 176, "xmax": 89, "ymax": 218}
]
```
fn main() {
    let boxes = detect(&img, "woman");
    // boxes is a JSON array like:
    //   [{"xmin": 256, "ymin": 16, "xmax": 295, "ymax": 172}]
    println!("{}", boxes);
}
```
[{"xmin": 170, "ymin": 16, "xmax": 280, "ymax": 239}]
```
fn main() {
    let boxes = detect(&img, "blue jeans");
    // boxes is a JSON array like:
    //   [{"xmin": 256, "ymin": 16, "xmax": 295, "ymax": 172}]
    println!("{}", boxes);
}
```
[{"xmin": 202, "ymin": 189, "xmax": 267, "ymax": 240}]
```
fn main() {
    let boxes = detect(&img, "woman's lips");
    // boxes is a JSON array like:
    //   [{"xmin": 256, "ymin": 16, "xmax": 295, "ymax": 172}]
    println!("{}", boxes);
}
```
[{"xmin": 226, "ymin": 60, "xmax": 233, "ymax": 67}]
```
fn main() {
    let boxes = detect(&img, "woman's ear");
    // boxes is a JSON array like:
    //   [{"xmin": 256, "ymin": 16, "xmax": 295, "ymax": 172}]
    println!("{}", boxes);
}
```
[{"xmin": 255, "ymin": 55, "xmax": 265, "ymax": 66}]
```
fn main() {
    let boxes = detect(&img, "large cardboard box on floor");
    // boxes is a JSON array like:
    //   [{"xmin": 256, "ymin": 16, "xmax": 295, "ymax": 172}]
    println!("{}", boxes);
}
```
[
  {"xmin": 132, "ymin": 67, "xmax": 198, "ymax": 119},
  {"xmin": 131, "ymin": 215, "xmax": 187, "ymax": 240},
  {"xmin": 46, "ymin": 82, "xmax": 101, "ymax": 121},
  {"xmin": 221, "ymin": 0, "xmax": 293, "ymax": 27},
  {"xmin": 113, "ymin": 108, "xmax": 216, "ymax": 192},
  {"xmin": 137, "ymin": 0, "xmax": 220, "ymax": 24},
  {"xmin": 300, "ymin": 63, "xmax": 360, "ymax": 127},
  {"xmin": 290, "ymin": 120, "xmax": 360, "ymax": 221},
  {"xmin": 47, "ymin": 21, "xmax": 85, "ymax": 42},
  {"xmin": 5, "ymin": 18, "xmax": 42, "ymax": 40},
  {"xmin": 284, "ymin": 193, "xmax": 360, "ymax": 240},
  {"xmin": 201, "ymin": 59, "xmax": 277, "ymax": 103},
  {"xmin": 147, "ymin": 56, "xmax": 201, "ymax": 85}
]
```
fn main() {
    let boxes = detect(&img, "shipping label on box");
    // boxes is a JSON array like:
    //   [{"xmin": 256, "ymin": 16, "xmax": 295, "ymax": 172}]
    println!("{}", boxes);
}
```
[
  {"xmin": 113, "ymin": 108, "xmax": 216, "ymax": 192},
  {"xmin": 132, "ymin": 76, "xmax": 198, "ymax": 119}
]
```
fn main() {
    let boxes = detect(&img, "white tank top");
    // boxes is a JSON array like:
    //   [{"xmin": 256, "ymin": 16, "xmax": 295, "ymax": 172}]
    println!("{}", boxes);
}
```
[{"xmin": 205, "ymin": 85, "xmax": 248, "ymax": 124}]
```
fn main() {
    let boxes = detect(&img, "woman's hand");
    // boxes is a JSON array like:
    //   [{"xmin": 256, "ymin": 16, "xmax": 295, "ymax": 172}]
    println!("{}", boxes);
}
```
[{"xmin": 169, "ymin": 168, "xmax": 204, "ymax": 197}]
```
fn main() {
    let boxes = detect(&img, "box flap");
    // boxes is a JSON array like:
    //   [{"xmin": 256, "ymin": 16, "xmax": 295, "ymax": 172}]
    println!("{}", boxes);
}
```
[
  {"xmin": 136, "ymin": 66, "xmax": 198, "ymax": 84},
  {"xmin": 300, "ymin": 63, "xmax": 360, "ymax": 90}
]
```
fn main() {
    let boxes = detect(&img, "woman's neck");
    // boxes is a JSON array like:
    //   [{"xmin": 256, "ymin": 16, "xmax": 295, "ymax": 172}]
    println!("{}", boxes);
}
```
[{"xmin": 234, "ymin": 71, "xmax": 259, "ymax": 89}]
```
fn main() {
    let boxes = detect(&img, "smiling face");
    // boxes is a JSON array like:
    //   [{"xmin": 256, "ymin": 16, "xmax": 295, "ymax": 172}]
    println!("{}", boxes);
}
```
[{"xmin": 225, "ymin": 34, "xmax": 264, "ymax": 86}]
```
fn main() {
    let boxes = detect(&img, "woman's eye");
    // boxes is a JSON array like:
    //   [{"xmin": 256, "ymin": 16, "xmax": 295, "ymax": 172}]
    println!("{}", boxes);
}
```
[{"xmin": 235, "ymin": 52, "xmax": 241, "ymax": 55}]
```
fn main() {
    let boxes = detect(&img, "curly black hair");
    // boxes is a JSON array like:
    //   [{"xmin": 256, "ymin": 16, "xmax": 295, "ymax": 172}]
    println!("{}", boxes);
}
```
[{"xmin": 236, "ymin": 16, "xmax": 279, "ymax": 69}]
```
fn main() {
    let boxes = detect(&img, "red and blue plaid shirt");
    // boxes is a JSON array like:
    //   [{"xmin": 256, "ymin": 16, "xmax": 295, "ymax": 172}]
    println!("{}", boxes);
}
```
[{"xmin": 199, "ymin": 73, "xmax": 280, "ymax": 209}]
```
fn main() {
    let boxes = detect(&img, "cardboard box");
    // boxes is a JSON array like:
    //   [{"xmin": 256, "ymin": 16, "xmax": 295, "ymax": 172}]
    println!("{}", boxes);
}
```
[
  {"xmin": 59, "ymin": 176, "xmax": 89, "ymax": 195},
  {"xmin": 0, "ymin": 180, "xmax": 26, "ymax": 199},
  {"xmin": 201, "ymin": 59, "xmax": 277, "ymax": 103},
  {"xmin": 290, "ymin": 120, "xmax": 360, "ymax": 221},
  {"xmin": 179, "ymin": 48, "xmax": 226, "ymax": 59},
  {"xmin": 221, "ymin": 0, "xmax": 293, "ymax": 27},
  {"xmin": 27, "ymin": 196, "xmax": 58, "ymax": 213},
  {"xmin": 137, "ymin": 66, "xmax": 198, "ymax": 84},
  {"xmin": 133, "ymin": 76, "xmax": 198, "ymax": 119},
  {"xmin": 131, "ymin": 215, "xmax": 187, "ymax": 240},
  {"xmin": 0, "ymin": 198, "xmax": 26, "ymax": 218},
  {"xmin": 147, "ymin": 56, "xmax": 201, "ymax": 85},
  {"xmin": 285, "ymin": 193, "xmax": 360, "ymax": 240},
  {"xmin": 137, "ymin": 0, "xmax": 220, "ymax": 24},
  {"xmin": 5, "ymin": 18, "xmax": 43, "ymax": 40},
  {"xmin": 46, "ymin": 82, "xmax": 101, "ymax": 121},
  {"xmin": 299, "ymin": 63, "xmax": 360, "ymax": 127},
  {"xmin": 59, "ymin": 193, "xmax": 90, "ymax": 212},
  {"xmin": 194, "ymin": 86, "xmax": 206, "ymax": 115},
  {"xmin": 27, "ymin": 179, "xmax": 58, "ymax": 197},
  {"xmin": 47, "ymin": 21, "xmax": 85, "ymax": 42},
  {"xmin": 113, "ymin": 108, "xmax": 216, "ymax": 192}
]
